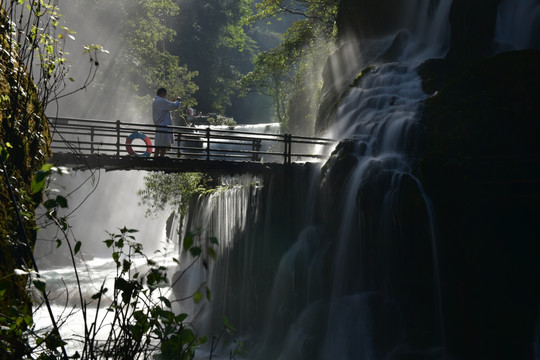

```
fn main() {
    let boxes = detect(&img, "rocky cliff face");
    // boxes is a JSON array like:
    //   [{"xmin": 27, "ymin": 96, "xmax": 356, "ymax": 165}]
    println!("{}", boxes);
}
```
[
  {"xmin": 336, "ymin": 0, "xmax": 413, "ymax": 40},
  {"xmin": 0, "ymin": 6, "xmax": 51, "ymax": 321},
  {"xmin": 447, "ymin": 0, "xmax": 501, "ymax": 57},
  {"xmin": 337, "ymin": 0, "xmax": 502, "ymax": 57},
  {"xmin": 323, "ymin": 1, "xmax": 540, "ymax": 359},
  {"xmin": 419, "ymin": 48, "xmax": 540, "ymax": 360}
]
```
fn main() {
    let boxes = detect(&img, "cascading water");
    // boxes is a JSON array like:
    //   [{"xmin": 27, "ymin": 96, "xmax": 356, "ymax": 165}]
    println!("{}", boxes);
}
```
[
  {"xmin": 176, "ymin": 1, "xmax": 454, "ymax": 359},
  {"xmin": 495, "ymin": 0, "xmax": 540, "ymax": 52}
]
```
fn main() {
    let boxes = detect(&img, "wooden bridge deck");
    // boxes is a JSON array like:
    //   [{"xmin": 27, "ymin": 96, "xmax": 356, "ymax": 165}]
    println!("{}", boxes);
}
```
[{"xmin": 48, "ymin": 117, "xmax": 335, "ymax": 174}]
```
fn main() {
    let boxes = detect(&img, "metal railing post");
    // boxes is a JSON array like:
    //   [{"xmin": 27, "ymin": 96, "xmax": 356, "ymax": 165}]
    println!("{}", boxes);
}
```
[
  {"xmin": 252, "ymin": 139, "xmax": 261, "ymax": 161},
  {"xmin": 116, "ymin": 120, "xmax": 121, "ymax": 156},
  {"xmin": 283, "ymin": 135, "xmax": 287, "ymax": 164},
  {"xmin": 90, "ymin": 126, "xmax": 95, "ymax": 154},
  {"xmin": 283, "ymin": 134, "xmax": 292, "ymax": 165},
  {"xmin": 176, "ymin": 133, "xmax": 181, "ymax": 158},
  {"xmin": 206, "ymin": 127, "xmax": 211, "ymax": 161},
  {"xmin": 288, "ymin": 134, "xmax": 292, "ymax": 165}
]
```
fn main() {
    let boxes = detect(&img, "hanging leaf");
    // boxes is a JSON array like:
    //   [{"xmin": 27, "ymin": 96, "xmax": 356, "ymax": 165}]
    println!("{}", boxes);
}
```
[
  {"xmin": 122, "ymin": 259, "xmax": 131, "ymax": 273},
  {"xmin": 183, "ymin": 232, "xmax": 194, "ymax": 251},
  {"xmin": 207, "ymin": 247, "xmax": 217, "ymax": 260},
  {"xmin": 33, "ymin": 278, "xmax": 46, "ymax": 294},
  {"xmin": 55, "ymin": 195, "xmax": 68, "ymax": 208},
  {"xmin": 189, "ymin": 246, "xmax": 202, "ymax": 257},
  {"xmin": 176, "ymin": 313, "xmax": 188, "ymax": 323},
  {"xmin": 193, "ymin": 290, "xmax": 203, "ymax": 304},
  {"xmin": 74, "ymin": 241, "xmax": 82, "ymax": 255},
  {"xmin": 31, "ymin": 164, "xmax": 54, "ymax": 194},
  {"xmin": 159, "ymin": 296, "xmax": 172, "ymax": 308}
]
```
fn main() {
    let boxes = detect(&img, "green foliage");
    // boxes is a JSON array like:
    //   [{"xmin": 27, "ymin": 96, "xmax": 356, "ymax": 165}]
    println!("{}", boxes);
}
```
[
  {"xmin": 207, "ymin": 114, "xmax": 237, "ymax": 127},
  {"xmin": 1, "ymin": 0, "xmax": 101, "ymax": 352},
  {"xmin": 0, "ymin": 162, "xmax": 229, "ymax": 359},
  {"xmin": 93, "ymin": 227, "xmax": 206, "ymax": 359},
  {"xmin": 1, "ymin": 0, "xmax": 101, "ymax": 305},
  {"xmin": 171, "ymin": 0, "xmax": 257, "ymax": 114},
  {"xmin": 121, "ymin": 0, "xmax": 198, "ymax": 99},
  {"xmin": 0, "ymin": 276, "xmax": 36, "ymax": 359},
  {"xmin": 208, "ymin": 316, "xmax": 245, "ymax": 360},
  {"xmin": 1, "ymin": 0, "xmax": 103, "ymax": 107},
  {"xmin": 247, "ymin": 0, "xmax": 338, "ymax": 33},
  {"xmin": 1, "ymin": 2, "xmax": 240, "ymax": 359},
  {"xmin": 68, "ymin": 0, "xmax": 199, "ymax": 120},
  {"xmin": 240, "ymin": 0, "xmax": 337, "ymax": 133},
  {"xmin": 2, "ymin": 222, "xmax": 223, "ymax": 359},
  {"xmin": 137, "ymin": 172, "xmax": 210, "ymax": 217}
]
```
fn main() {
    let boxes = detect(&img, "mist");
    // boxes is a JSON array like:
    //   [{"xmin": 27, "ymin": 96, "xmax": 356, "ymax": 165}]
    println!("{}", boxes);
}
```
[
  {"xmin": 38, "ymin": 1, "xmax": 171, "ymax": 264},
  {"xmin": 48, "ymin": 0, "xmax": 150, "ymax": 122}
]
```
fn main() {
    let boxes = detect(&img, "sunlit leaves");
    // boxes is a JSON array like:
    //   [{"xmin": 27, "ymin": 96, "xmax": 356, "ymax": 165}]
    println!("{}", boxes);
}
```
[
  {"xmin": 138, "ymin": 172, "xmax": 208, "ymax": 217},
  {"xmin": 193, "ymin": 290, "xmax": 203, "ymax": 304},
  {"xmin": 31, "ymin": 163, "xmax": 53, "ymax": 194},
  {"xmin": 92, "ymin": 227, "xmax": 210, "ymax": 358},
  {"xmin": 170, "ymin": 0, "xmax": 255, "ymax": 113},
  {"xmin": 247, "ymin": 0, "xmax": 339, "ymax": 30},
  {"xmin": 239, "ymin": 0, "xmax": 337, "ymax": 128},
  {"xmin": 111, "ymin": 0, "xmax": 198, "ymax": 109}
]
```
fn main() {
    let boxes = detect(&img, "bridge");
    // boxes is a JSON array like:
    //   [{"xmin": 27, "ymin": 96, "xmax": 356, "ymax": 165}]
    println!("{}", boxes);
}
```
[{"xmin": 48, "ymin": 117, "xmax": 336, "ymax": 174}]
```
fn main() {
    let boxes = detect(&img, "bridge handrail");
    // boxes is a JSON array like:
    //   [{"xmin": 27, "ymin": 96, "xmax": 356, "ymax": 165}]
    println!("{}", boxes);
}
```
[
  {"xmin": 48, "ymin": 116, "xmax": 336, "ymax": 165},
  {"xmin": 51, "ymin": 117, "xmax": 335, "ymax": 143}
]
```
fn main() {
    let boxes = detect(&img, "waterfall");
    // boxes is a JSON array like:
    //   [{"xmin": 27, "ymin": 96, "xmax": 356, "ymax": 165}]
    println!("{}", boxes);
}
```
[
  {"xmin": 172, "ymin": 175, "xmax": 263, "ymax": 331},
  {"xmin": 173, "ymin": 1, "xmax": 455, "ymax": 359},
  {"xmin": 495, "ymin": 0, "xmax": 540, "ymax": 52}
]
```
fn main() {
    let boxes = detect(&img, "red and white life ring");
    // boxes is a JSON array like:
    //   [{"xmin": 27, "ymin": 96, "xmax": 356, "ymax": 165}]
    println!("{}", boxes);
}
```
[{"xmin": 125, "ymin": 132, "xmax": 153, "ymax": 157}]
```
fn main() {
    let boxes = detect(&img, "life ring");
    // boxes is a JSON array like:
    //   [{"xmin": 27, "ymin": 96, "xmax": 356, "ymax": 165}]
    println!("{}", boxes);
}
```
[{"xmin": 125, "ymin": 132, "xmax": 153, "ymax": 156}]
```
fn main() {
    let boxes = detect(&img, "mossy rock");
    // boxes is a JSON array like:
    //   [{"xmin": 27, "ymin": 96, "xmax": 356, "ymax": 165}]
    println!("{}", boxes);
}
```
[{"xmin": 0, "ymin": 7, "xmax": 52, "ymax": 320}]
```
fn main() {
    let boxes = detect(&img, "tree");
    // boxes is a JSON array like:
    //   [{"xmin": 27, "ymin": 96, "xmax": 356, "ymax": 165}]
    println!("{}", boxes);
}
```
[
  {"xmin": 241, "ymin": 2, "xmax": 337, "ymax": 133},
  {"xmin": 120, "ymin": 0, "xmax": 199, "ymax": 106},
  {"xmin": 248, "ymin": 0, "xmax": 338, "ymax": 34},
  {"xmin": 138, "ymin": 172, "xmax": 210, "ymax": 218},
  {"xmin": 240, "ymin": 44, "xmax": 292, "ymax": 124},
  {"xmin": 170, "ymin": 0, "xmax": 257, "ymax": 115},
  {"xmin": 61, "ymin": 0, "xmax": 199, "ymax": 122}
]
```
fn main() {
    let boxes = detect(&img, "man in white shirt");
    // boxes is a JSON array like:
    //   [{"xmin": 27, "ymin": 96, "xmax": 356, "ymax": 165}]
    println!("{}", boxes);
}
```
[{"xmin": 152, "ymin": 87, "xmax": 181, "ymax": 157}]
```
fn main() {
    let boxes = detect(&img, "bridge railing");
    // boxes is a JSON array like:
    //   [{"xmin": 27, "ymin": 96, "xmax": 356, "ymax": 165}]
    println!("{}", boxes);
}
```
[{"xmin": 49, "ymin": 117, "xmax": 335, "ymax": 164}]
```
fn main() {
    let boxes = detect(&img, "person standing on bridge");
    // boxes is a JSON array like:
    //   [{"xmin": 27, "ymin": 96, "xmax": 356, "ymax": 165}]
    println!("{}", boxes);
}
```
[{"xmin": 152, "ymin": 87, "xmax": 181, "ymax": 157}]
